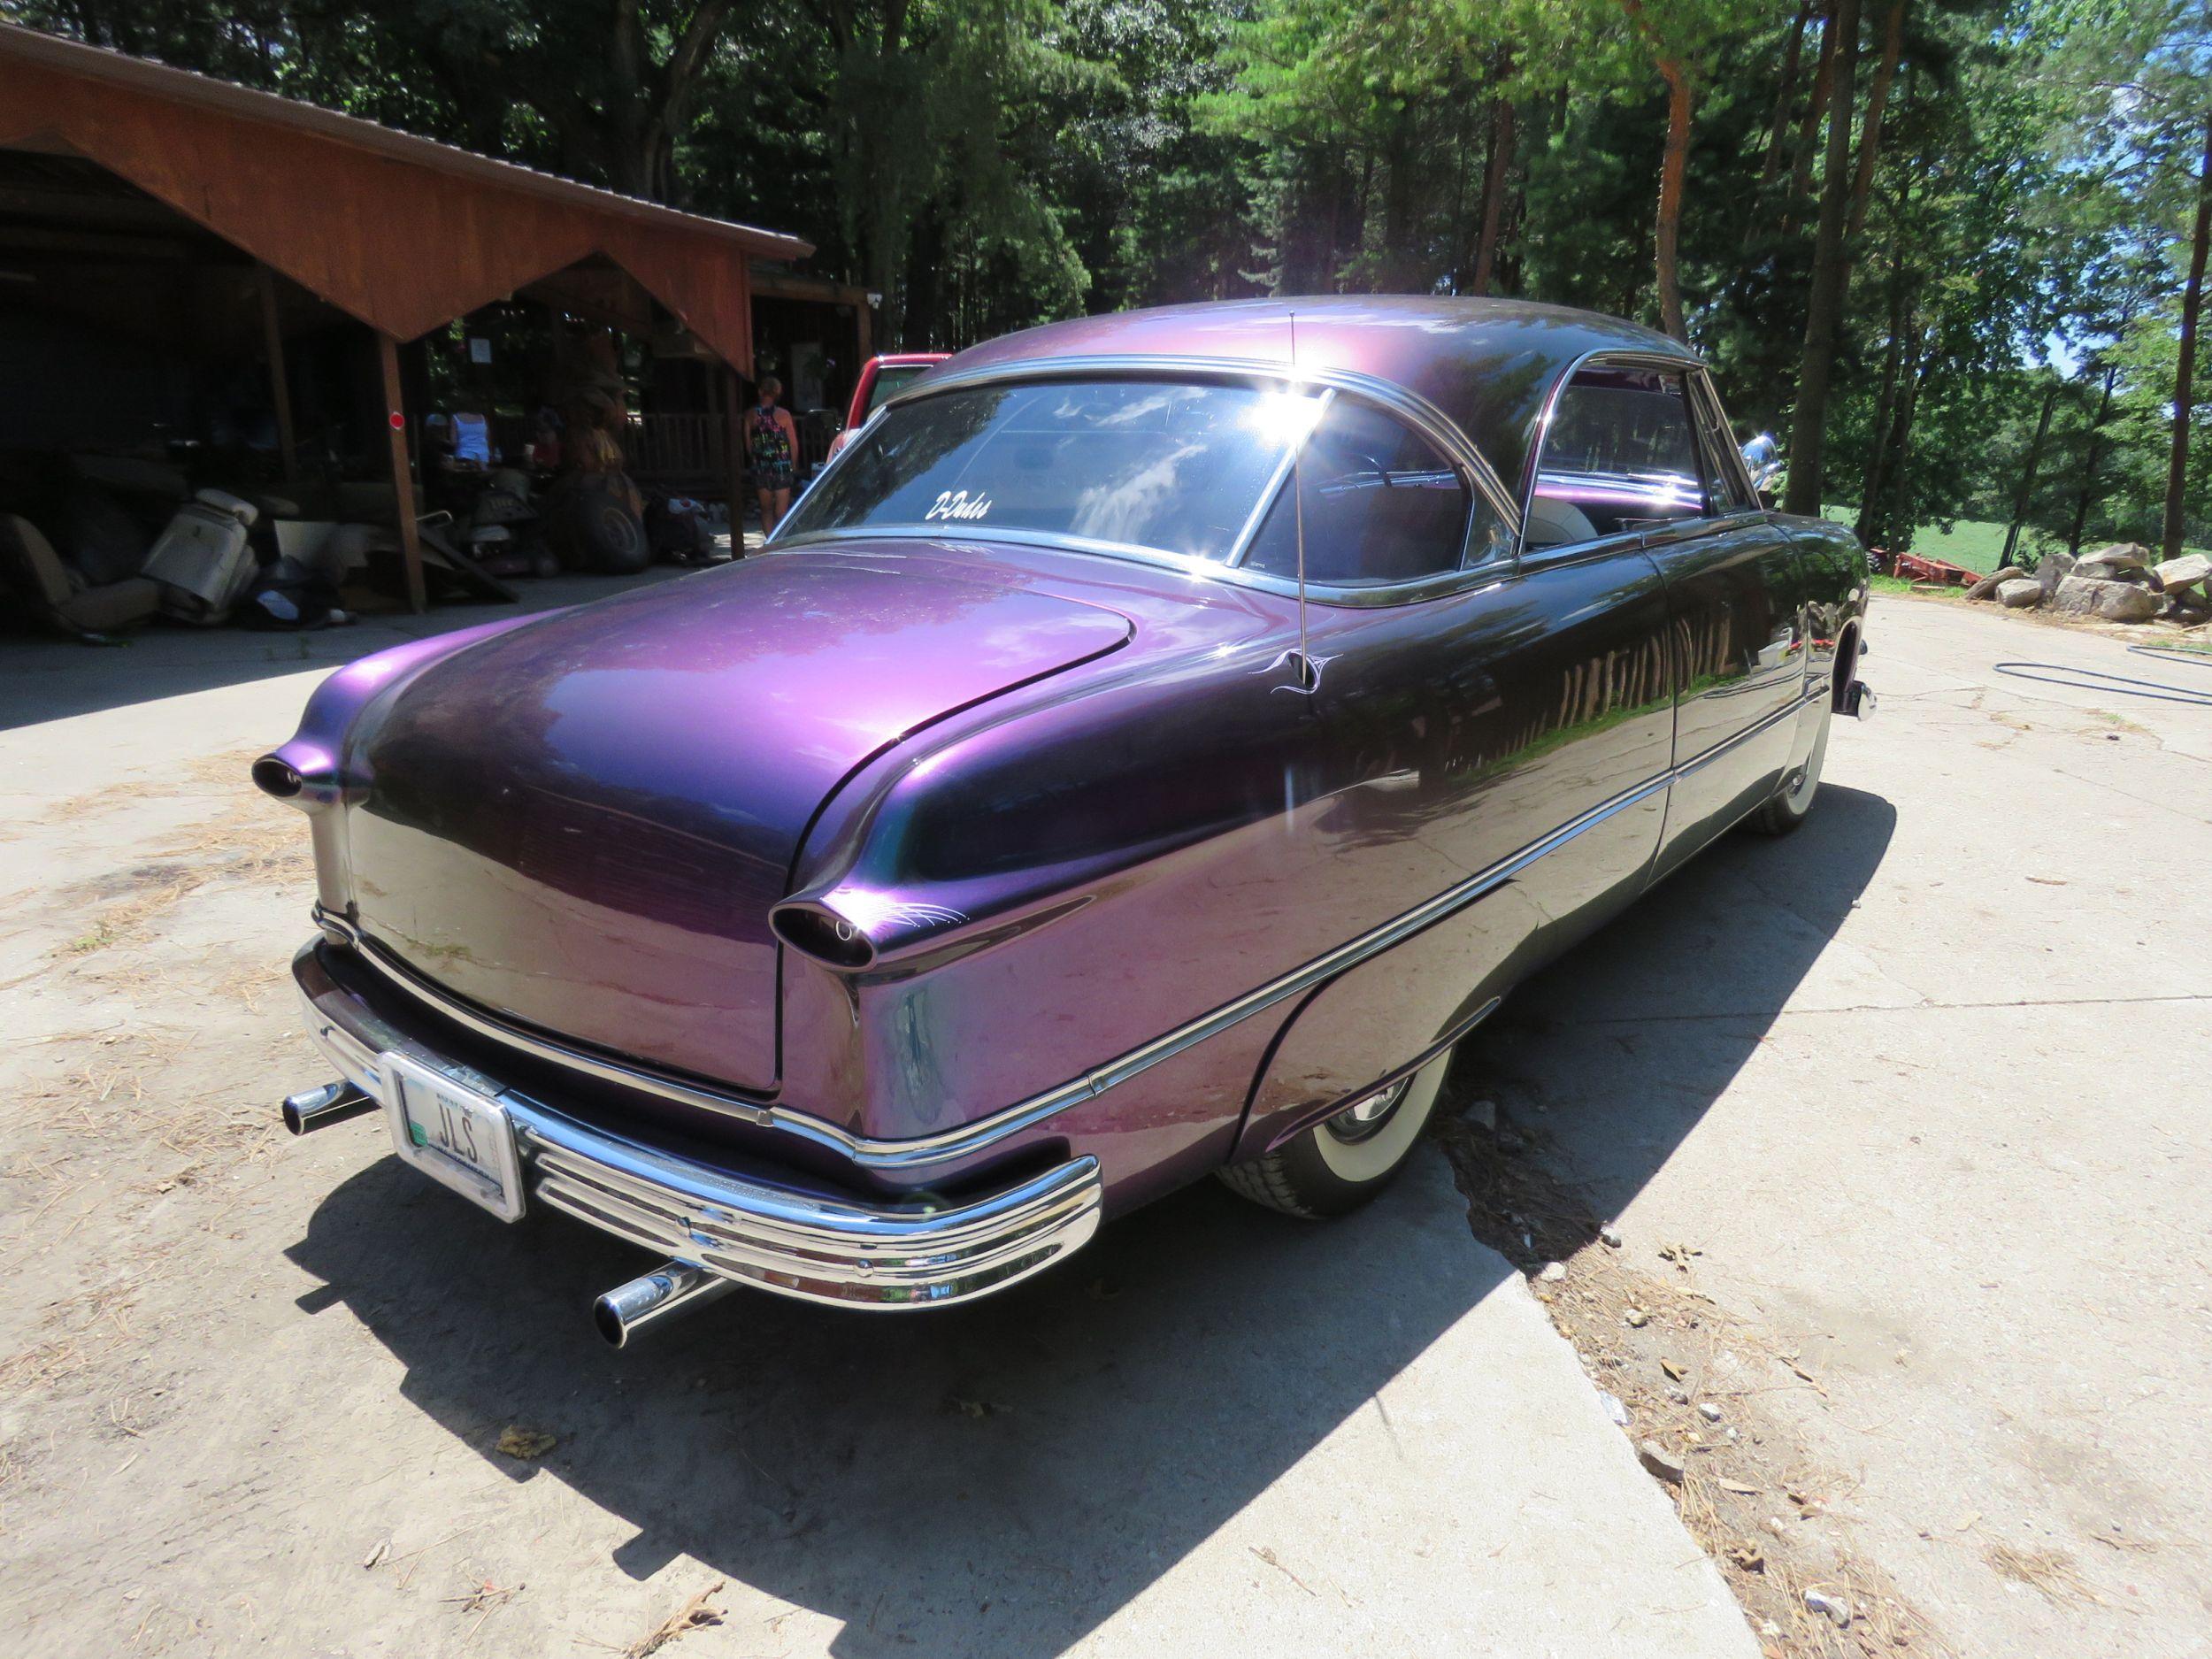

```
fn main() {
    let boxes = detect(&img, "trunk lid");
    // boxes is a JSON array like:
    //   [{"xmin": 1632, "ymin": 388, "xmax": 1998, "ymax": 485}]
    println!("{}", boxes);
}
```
[{"xmin": 340, "ymin": 553, "xmax": 1132, "ymax": 1093}]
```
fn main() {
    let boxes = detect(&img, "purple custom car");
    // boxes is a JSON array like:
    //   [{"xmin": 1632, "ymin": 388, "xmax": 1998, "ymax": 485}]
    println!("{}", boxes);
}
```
[{"xmin": 262, "ymin": 298, "xmax": 1871, "ymax": 1344}]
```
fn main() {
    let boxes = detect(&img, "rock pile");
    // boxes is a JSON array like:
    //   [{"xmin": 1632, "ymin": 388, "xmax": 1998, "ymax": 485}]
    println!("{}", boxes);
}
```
[{"xmin": 1964, "ymin": 543, "xmax": 2212, "ymax": 626}]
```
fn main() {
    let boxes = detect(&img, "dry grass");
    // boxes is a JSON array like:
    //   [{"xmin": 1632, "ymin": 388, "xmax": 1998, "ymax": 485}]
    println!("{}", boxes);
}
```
[
  {"xmin": 37, "ymin": 749, "xmax": 306, "ymax": 967},
  {"xmin": 1986, "ymin": 1544, "xmax": 2100, "ymax": 1605},
  {"xmin": 0, "ymin": 1274, "xmax": 143, "ymax": 1402},
  {"xmin": 1435, "ymin": 1110, "xmax": 1951, "ymax": 1657},
  {"xmin": 0, "ymin": 744, "xmax": 318, "ymax": 1551},
  {"xmin": 443, "ymin": 1572, "xmax": 522, "ymax": 1640},
  {"xmin": 605, "ymin": 1579, "xmax": 727, "ymax": 1658},
  {"xmin": 20, "ymin": 744, "xmax": 265, "ymax": 836}
]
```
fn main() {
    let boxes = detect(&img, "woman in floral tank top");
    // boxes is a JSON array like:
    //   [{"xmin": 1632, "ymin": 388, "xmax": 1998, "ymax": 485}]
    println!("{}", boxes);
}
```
[{"xmin": 747, "ymin": 374, "xmax": 800, "ymax": 535}]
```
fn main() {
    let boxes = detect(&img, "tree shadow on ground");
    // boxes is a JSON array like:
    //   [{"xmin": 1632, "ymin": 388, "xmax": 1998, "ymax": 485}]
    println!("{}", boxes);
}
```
[
  {"xmin": 285, "ymin": 784, "xmax": 1893, "ymax": 1659},
  {"xmin": 0, "ymin": 570, "xmax": 675, "ymax": 732}
]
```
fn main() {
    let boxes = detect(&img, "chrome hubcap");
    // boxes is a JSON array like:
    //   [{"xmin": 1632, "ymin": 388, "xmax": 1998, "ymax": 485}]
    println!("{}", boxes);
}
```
[{"xmin": 1325, "ymin": 1076, "xmax": 1412, "ymax": 1144}]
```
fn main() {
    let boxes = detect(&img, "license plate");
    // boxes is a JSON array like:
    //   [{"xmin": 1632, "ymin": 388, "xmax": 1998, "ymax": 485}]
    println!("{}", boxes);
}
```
[{"xmin": 380, "ymin": 1052, "xmax": 526, "ymax": 1222}]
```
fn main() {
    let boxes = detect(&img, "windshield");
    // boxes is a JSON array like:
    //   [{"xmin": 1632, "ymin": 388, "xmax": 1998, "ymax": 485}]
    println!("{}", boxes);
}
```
[
  {"xmin": 864, "ymin": 364, "xmax": 933, "ymax": 417},
  {"xmin": 782, "ymin": 379, "xmax": 1322, "ymax": 562}
]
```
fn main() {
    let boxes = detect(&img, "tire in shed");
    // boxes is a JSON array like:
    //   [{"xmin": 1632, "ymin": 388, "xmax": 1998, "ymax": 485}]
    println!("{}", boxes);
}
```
[{"xmin": 548, "ymin": 484, "xmax": 650, "ymax": 574}]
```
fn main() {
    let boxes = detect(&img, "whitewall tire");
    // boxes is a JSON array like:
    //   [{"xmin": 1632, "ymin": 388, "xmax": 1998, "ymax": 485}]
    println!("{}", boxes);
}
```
[
  {"xmin": 1750, "ymin": 694, "xmax": 1832, "ymax": 836},
  {"xmin": 1217, "ymin": 1045, "xmax": 1455, "ymax": 1218}
]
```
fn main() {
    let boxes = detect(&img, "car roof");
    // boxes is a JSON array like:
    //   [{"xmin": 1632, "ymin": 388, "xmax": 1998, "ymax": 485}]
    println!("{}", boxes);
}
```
[{"xmin": 933, "ymin": 296, "xmax": 1697, "ymax": 495}]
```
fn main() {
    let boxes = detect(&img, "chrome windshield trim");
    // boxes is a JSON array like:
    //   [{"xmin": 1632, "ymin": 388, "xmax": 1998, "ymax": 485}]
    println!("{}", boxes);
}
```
[
  {"xmin": 781, "ymin": 352, "xmax": 1522, "ymax": 543},
  {"xmin": 765, "ymin": 522, "xmax": 1248, "ymax": 581},
  {"xmin": 767, "ymin": 524, "xmax": 1520, "ymax": 612}
]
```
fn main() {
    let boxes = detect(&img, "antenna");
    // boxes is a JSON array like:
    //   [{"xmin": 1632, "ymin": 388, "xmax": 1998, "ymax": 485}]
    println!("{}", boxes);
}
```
[{"xmin": 1288, "ymin": 309, "xmax": 1314, "ymax": 692}]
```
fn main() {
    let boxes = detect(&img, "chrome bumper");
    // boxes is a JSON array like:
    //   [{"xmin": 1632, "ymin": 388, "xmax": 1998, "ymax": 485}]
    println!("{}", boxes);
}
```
[{"xmin": 294, "ymin": 945, "xmax": 1103, "ymax": 1311}]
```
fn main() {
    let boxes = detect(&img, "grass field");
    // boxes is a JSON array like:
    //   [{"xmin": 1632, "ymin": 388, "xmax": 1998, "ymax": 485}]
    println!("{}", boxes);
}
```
[
  {"xmin": 1868, "ymin": 572, "xmax": 1948, "ymax": 598},
  {"xmin": 1825, "ymin": 508, "xmax": 2210, "ymax": 575}
]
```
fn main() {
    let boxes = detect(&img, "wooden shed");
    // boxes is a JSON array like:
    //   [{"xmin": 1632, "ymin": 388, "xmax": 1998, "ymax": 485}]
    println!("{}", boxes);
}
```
[{"xmin": 0, "ymin": 22, "xmax": 810, "ymax": 609}]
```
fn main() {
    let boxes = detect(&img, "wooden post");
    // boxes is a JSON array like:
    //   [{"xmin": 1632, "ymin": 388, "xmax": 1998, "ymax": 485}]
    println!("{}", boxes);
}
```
[
  {"xmin": 256, "ymin": 264, "xmax": 297, "ymax": 478},
  {"xmin": 376, "ymin": 329, "xmax": 426, "ymax": 612},
  {"xmin": 723, "ymin": 364, "xmax": 748, "ymax": 545}
]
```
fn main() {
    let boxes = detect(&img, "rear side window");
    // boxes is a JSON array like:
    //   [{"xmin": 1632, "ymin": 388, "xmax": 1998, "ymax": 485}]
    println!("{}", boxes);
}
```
[
  {"xmin": 1527, "ymin": 366, "xmax": 1706, "ymax": 546},
  {"xmin": 1243, "ymin": 400, "xmax": 1495, "ymax": 587}
]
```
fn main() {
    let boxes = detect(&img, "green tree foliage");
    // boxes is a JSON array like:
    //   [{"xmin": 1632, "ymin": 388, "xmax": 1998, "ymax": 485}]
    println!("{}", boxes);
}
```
[{"xmin": 12, "ymin": 0, "xmax": 2208, "ymax": 549}]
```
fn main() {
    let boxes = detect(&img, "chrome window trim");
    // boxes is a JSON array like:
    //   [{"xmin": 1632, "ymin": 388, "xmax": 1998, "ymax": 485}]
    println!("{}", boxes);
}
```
[
  {"xmin": 1227, "ymin": 386, "xmax": 1505, "ymax": 586},
  {"xmin": 771, "ymin": 523, "xmax": 1517, "ymax": 613},
  {"xmin": 1516, "ymin": 527, "xmax": 1651, "ymax": 574},
  {"xmin": 1516, "ymin": 346, "xmax": 1708, "ymax": 562},
  {"xmin": 769, "ymin": 354, "xmax": 1523, "ymax": 580},
  {"xmin": 1225, "ymin": 386, "xmax": 1334, "ymax": 565},
  {"xmin": 1687, "ymin": 370, "xmax": 1763, "ymax": 509}
]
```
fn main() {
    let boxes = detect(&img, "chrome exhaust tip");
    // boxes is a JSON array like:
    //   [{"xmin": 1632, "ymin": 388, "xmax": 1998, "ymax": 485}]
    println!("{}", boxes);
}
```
[
  {"xmin": 593, "ymin": 1260, "xmax": 735, "ymax": 1348},
  {"xmin": 1845, "ymin": 680, "xmax": 1876, "ymax": 722},
  {"xmin": 282, "ymin": 1079, "xmax": 375, "ymax": 1136}
]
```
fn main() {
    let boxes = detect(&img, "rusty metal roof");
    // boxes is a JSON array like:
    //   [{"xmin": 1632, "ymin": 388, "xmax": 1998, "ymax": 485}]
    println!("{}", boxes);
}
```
[{"xmin": 0, "ymin": 22, "xmax": 809, "ymax": 259}]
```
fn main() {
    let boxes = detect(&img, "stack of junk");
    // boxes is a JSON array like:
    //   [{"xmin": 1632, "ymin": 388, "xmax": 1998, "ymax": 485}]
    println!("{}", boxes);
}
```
[{"xmin": 0, "ymin": 442, "xmax": 729, "ymax": 644}]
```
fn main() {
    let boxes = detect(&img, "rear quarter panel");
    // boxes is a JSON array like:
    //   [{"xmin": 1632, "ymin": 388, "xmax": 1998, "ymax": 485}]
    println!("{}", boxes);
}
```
[{"xmin": 1781, "ymin": 514, "xmax": 1871, "ymax": 701}]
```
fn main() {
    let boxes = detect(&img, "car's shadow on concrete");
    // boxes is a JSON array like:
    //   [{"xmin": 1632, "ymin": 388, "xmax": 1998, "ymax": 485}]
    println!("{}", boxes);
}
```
[
  {"xmin": 1443, "ymin": 784, "xmax": 1900, "ymax": 1233},
  {"xmin": 286, "ymin": 783, "xmax": 1894, "ymax": 1658}
]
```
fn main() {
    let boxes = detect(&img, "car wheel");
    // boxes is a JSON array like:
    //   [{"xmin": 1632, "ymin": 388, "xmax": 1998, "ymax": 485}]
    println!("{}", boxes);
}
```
[
  {"xmin": 1749, "ymin": 693, "xmax": 1832, "ymax": 837},
  {"xmin": 1217, "ymin": 1046, "xmax": 1455, "ymax": 1219}
]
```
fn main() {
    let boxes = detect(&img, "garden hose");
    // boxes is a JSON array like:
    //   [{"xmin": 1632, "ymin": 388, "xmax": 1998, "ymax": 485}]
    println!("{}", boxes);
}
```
[{"xmin": 1992, "ymin": 649, "xmax": 2212, "ymax": 709}]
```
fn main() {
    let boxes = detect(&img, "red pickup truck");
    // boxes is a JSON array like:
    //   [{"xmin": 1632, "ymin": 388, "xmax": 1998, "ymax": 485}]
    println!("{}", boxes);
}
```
[{"xmin": 826, "ymin": 353, "xmax": 950, "ymax": 458}]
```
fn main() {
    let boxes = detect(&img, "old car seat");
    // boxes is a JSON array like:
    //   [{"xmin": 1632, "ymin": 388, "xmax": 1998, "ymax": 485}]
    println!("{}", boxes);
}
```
[
  {"xmin": 1524, "ymin": 493, "xmax": 1599, "ymax": 549},
  {"xmin": 0, "ymin": 512, "xmax": 161, "ymax": 636}
]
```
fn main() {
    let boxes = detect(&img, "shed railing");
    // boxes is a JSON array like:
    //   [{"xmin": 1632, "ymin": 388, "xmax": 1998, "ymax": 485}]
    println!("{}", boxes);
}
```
[
  {"xmin": 623, "ymin": 410, "xmax": 841, "ymax": 484},
  {"xmin": 624, "ymin": 413, "xmax": 724, "ymax": 482}
]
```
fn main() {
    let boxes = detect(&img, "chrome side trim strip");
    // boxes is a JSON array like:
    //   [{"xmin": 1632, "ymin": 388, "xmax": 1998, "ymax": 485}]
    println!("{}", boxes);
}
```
[
  {"xmin": 311, "ymin": 689, "xmax": 1820, "ymax": 1174},
  {"xmin": 1260, "ymin": 995, "xmax": 1504, "ymax": 1155},
  {"xmin": 803, "ymin": 765, "xmax": 1680, "ymax": 1170},
  {"xmin": 1672, "ymin": 684, "xmax": 1827, "ymax": 778}
]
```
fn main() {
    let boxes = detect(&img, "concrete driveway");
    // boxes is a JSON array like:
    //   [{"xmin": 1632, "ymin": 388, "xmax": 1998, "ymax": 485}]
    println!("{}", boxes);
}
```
[
  {"xmin": 1465, "ymin": 597, "xmax": 2212, "ymax": 1656},
  {"xmin": 2, "ymin": 579, "xmax": 2204, "ymax": 1657},
  {"xmin": 0, "ymin": 575, "xmax": 1751, "ymax": 1658}
]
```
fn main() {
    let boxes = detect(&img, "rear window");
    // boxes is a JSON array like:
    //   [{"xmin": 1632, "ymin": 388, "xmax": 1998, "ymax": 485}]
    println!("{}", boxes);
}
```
[{"xmin": 784, "ymin": 379, "xmax": 1323, "ymax": 562}]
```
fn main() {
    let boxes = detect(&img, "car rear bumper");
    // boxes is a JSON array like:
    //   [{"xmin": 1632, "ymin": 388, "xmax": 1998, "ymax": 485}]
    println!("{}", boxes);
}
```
[{"xmin": 291, "ymin": 942, "xmax": 1103, "ymax": 1311}]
